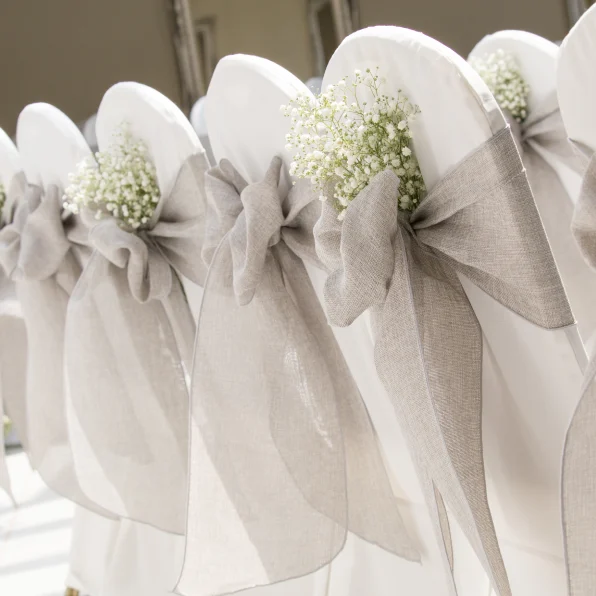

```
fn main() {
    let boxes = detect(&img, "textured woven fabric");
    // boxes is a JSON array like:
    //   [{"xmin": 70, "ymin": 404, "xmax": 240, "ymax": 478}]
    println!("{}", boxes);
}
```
[
  {"xmin": 505, "ymin": 98, "xmax": 596, "ymax": 343},
  {"xmin": 315, "ymin": 127, "xmax": 573, "ymax": 596},
  {"xmin": 65, "ymin": 152, "xmax": 209, "ymax": 534},
  {"xmin": 0, "ymin": 172, "xmax": 112, "ymax": 516},
  {"xmin": 177, "ymin": 157, "xmax": 419, "ymax": 596},
  {"xmin": 564, "ymin": 150, "xmax": 596, "ymax": 596}
]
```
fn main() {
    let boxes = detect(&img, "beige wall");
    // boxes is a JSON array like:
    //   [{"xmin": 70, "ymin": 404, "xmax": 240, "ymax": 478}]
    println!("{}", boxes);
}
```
[
  {"xmin": 359, "ymin": 0, "xmax": 569, "ymax": 57},
  {"xmin": 0, "ymin": 0, "xmax": 182, "ymax": 137},
  {"xmin": 190, "ymin": 0, "xmax": 314, "ymax": 82},
  {"xmin": 0, "ymin": 0, "xmax": 572, "ymax": 138}
]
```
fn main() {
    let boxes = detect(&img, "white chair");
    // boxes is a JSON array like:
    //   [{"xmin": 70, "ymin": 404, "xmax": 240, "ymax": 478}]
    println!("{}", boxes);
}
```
[
  {"xmin": 15, "ymin": 103, "xmax": 118, "ymax": 596},
  {"xmin": 469, "ymin": 30, "xmax": 596, "ymax": 346},
  {"xmin": 558, "ymin": 4, "xmax": 596, "ymax": 157},
  {"xmin": 178, "ymin": 52, "xmax": 454, "ymax": 596},
  {"xmin": 68, "ymin": 82, "xmax": 208, "ymax": 595},
  {"xmin": 190, "ymin": 96, "xmax": 215, "ymax": 165},
  {"xmin": 322, "ymin": 25, "xmax": 586, "ymax": 596}
]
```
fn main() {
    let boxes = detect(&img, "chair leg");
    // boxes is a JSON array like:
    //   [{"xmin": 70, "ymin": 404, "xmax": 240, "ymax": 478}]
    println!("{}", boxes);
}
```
[{"xmin": 64, "ymin": 588, "xmax": 80, "ymax": 596}]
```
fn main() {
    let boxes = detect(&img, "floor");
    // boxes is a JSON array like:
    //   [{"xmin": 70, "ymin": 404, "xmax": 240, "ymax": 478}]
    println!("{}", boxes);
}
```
[{"xmin": 0, "ymin": 450, "xmax": 74, "ymax": 596}]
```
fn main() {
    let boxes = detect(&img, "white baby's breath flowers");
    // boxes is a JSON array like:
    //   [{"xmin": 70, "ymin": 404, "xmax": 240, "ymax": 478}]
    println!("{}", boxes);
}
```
[
  {"xmin": 282, "ymin": 67, "xmax": 425, "ymax": 217},
  {"xmin": 470, "ymin": 49, "xmax": 530, "ymax": 123},
  {"xmin": 63, "ymin": 124, "xmax": 160, "ymax": 231}
]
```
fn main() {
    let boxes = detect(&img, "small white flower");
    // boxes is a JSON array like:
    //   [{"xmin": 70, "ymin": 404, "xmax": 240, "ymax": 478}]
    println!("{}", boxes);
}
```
[
  {"xmin": 470, "ymin": 50, "xmax": 530, "ymax": 123},
  {"xmin": 402, "ymin": 146, "xmax": 412, "ymax": 157},
  {"xmin": 281, "ymin": 68, "xmax": 425, "ymax": 213},
  {"xmin": 63, "ymin": 123, "xmax": 160, "ymax": 231}
]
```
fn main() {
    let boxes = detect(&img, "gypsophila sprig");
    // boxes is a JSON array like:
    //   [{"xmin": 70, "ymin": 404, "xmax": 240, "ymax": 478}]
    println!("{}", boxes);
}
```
[
  {"xmin": 282, "ymin": 68, "xmax": 425, "ymax": 218},
  {"xmin": 63, "ymin": 124, "xmax": 160, "ymax": 230},
  {"xmin": 470, "ymin": 49, "xmax": 530, "ymax": 123}
]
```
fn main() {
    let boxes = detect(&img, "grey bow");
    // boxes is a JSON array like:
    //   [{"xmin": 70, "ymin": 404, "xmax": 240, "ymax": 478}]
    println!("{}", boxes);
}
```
[
  {"xmin": 315, "ymin": 126, "xmax": 574, "ymax": 596},
  {"xmin": 65, "ymin": 152, "xmax": 209, "ymax": 534},
  {"xmin": 0, "ymin": 171, "xmax": 113, "ymax": 518},
  {"xmin": 564, "ymin": 149, "xmax": 596, "ymax": 596},
  {"xmin": 506, "ymin": 95, "xmax": 585, "ymax": 174},
  {"xmin": 178, "ymin": 157, "xmax": 420, "ymax": 596},
  {"xmin": 503, "ymin": 94, "xmax": 596, "ymax": 345},
  {"xmin": 86, "ymin": 152, "xmax": 208, "ymax": 302}
]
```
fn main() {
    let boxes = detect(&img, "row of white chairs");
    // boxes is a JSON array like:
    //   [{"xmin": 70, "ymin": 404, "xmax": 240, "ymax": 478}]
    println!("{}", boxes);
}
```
[{"xmin": 0, "ymin": 11, "xmax": 595, "ymax": 596}]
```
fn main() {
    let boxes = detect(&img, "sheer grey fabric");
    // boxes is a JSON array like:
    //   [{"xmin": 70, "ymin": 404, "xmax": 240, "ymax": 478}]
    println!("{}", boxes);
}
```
[
  {"xmin": 564, "ymin": 151, "xmax": 596, "ymax": 596},
  {"xmin": 505, "ymin": 97, "xmax": 596, "ymax": 341},
  {"xmin": 315, "ymin": 127, "xmax": 574, "ymax": 596},
  {"xmin": 0, "ymin": 174, "xmax": 29, "ymax": 501},
  {"xmin": 177, "ymin": 157, "xmax": 419, "ymax": 596},
  {"xmin": 0, "ymin": 172, "xmax": 112, "ymax": 516},
  {"xmin": 65, "ymin": 152, "xmax": 208, "ymax": 534}
]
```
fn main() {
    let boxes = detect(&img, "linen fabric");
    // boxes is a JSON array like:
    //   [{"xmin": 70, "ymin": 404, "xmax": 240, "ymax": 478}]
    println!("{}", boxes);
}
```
[
  {"xmin": 65, "ymin": 152, "xmax": 209, "ymax": 533},
  {"xmin": 315, "ymin": 127, "xmax": 574, "ymax": 596}
]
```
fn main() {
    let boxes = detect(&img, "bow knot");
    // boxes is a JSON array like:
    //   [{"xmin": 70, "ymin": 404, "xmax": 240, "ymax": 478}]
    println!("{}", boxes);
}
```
[
  {"xmin": 85, "ymin": 153, "xmax": 208, "ymax": 303},
  {"xmin": 0, "ymin": 176, "xmax": 72, "ymax": 281},
  {"xmin": 204, "ymin": 156, "xmax": 319, "ymax": 306}
]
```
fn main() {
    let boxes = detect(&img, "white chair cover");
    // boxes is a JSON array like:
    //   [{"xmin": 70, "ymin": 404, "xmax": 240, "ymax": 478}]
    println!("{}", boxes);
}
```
[
  {"xmin": 469, "ymin": 30, "xmax": 596, "ymax": 346},
  {"xmin": 320, "ymin": 26, "xmax": 585, "ymax": 596},
  {"xmin": 190, "ymin": 97, "xmax": 215, "ymax": 165},
  {"xmin": 65, "ymin": 82, "xmax": 207, "ymax": 535}
]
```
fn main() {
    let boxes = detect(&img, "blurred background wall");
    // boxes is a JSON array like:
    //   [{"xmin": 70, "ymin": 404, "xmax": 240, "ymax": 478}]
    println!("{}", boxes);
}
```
[
  {"xmin": 0, "ymin": 0, "xmax": 581, "ymax": 136},
  {"xmin": 0, "ymin": 0, "xmax": 182, "ymax": 136}
]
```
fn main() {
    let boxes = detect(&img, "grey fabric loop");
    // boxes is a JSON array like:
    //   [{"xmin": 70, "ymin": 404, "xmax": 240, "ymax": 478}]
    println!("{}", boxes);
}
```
[
  {"xmin": 505, "ymin": 95, "xmax": 586, "ymax": 176},
  {"xmin": 181, "ymin": 157, "xmax": 420, "ymax": 596},
  {"xmin": 86, "ymin": 152, "xmax": 208, "ymax": 303},
  {"xmin": 315, "ymin": 126, "xmax": 574, "ymax": 596},
  {"xmin": 65, "ymin": 152, "xmax": 209, "ymax": 533},
  {"xmin": 0, "ymin": 180, "xmax": 40, "ymax": 277},
  {"xmin": 18, "ymin": 185, "xmax": 72, "ymax": 281},
  {"xmin": 564, "ymin": 149, "xmax": 596, "ymax": 596}
]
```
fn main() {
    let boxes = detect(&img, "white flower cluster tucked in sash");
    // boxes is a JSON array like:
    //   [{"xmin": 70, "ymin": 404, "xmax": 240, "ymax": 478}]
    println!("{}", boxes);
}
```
[
  {"xmin": 0, "ymin": 171, "xmax": 111, "ymax": 515},
  {"xmin": 65, "ymin": 151, "xmax": 209, "ymax": 533},
  {"xmin": 563, "ymin": 147, "xmax": 596, "ymax": 596},
  {"xmin": 315, "ymin": 126, "xmax": 574, "ymax": 596},
  {"xmin": 178, "ymin": 156, "xmax": 419, "ymax": 596}
]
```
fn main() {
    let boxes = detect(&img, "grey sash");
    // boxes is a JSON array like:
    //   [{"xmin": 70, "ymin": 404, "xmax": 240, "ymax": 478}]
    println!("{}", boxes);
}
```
[
  {"xmin": 0, "ymin": 174, "xmax": 29, "ymax": 502},
  {"xmin": 65, "ymin": 152, "xmax": 208, "ymax": 534},
  {"xmin": 0, "ymin": 172, "xmax": 113, "ymax": 517},
  {"xmin": 505, "ymin": 97, "xmax": 595, "ymax": 342},
  {"xmin": 315, "ymin": 127, "xmax": 574, "ymax": 596},
  {"xmin": 564, "ymin": 149, "xmax": 596, "ymax": 596},
  {"xmin": 179, "ymin": 157, "xmax": 419, "ymax": 596}
]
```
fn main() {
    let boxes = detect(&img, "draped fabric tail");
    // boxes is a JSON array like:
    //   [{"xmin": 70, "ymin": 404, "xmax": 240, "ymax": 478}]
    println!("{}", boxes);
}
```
[
  {"xmin": 563, "ymin": 354, "xmax": 596, "ymax": 596},
  {"xmin": 564, "ymin": 152, "xmax": 596, "ymax": 595},
  {"xmin": 178, "ymin": 158, "xmax": 418, "ymax": 596},
  {"xmin": 66, "ymin": 251, "xmax": 194, "ymax": 533}
]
